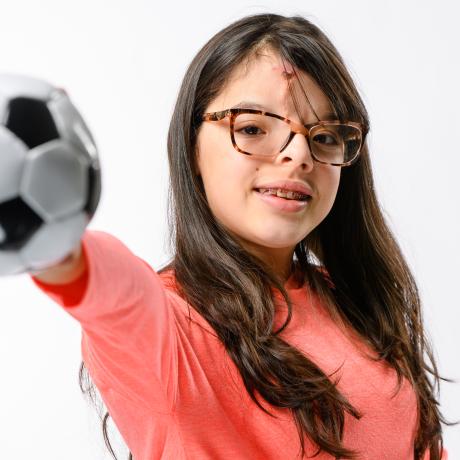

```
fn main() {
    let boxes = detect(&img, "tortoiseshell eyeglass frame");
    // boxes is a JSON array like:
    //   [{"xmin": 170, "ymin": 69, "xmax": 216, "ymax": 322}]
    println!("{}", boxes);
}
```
[{"xmin": 201, "ymin": 108, "xmax": 367, "ymax": 167}]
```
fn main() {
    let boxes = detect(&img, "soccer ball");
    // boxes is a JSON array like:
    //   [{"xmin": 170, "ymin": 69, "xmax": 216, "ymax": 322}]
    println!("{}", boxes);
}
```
[{"xmin": 0, "ymin": 73, "xmax": 101, "ymax": 276}]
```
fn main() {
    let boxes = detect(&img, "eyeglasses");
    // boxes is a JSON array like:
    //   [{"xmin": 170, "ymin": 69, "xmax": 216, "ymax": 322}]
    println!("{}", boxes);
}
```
[{"xmin": 201, "ymin": 108, "xmax": 367, "ymax": 167}]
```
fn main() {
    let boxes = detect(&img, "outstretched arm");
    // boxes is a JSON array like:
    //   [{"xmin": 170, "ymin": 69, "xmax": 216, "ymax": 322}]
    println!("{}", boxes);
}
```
[{"xmin": 29, "ymin": 230, "xmax": 179, "ymax": 457}]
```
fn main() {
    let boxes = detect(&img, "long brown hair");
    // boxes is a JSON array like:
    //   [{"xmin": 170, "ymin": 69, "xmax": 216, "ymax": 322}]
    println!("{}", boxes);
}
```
[{"xmin": 79, "ymin": 13, "xmax": 457, "ymax": 459}]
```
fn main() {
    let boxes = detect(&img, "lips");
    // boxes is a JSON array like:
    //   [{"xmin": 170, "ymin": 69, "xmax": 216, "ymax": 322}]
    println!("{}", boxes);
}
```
[
  {"xmin": 256, "ymin": 188, "xmax": 310, "ymax": 201},
  {"xmin": 254, "ymin": 189, "xmax": 310, "ymax": 212},
  {"xmin": 253, "ymin": 180, "xmax": 313, "ymax": 197}
]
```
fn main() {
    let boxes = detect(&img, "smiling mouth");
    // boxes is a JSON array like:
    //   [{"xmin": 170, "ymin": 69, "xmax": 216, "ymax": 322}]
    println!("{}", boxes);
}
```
[
  {"xmin": 253, "ymin": 189, "xmax": 312, "ymax": 213},
  {"xmin": 253, "ymin": 188, "xmax": 312, "ymax": 202}
]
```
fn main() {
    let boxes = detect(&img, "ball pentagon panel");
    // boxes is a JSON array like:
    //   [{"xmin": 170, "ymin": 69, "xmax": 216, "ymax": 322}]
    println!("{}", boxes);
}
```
[{"xmin": 0, "ymin": 196, "xmax": 43, "ymax": 251}]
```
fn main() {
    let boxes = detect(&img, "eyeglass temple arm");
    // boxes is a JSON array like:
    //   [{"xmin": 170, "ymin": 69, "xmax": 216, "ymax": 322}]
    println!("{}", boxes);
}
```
[{"xmin": 202, "ymin": 110, "xmax": 229, "ymax": 121}]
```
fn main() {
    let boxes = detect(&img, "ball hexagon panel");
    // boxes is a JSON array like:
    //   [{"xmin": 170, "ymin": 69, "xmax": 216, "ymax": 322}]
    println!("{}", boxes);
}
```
[
  {"xmin": 48, "ymin": 91, "xmax": 102, "ymax": 219},
  {"xmin": 0, "ymin": 125, "xmax": 28, "ymax": 201},
  {"xmin": 0, "ymin": 91, "xmax": 10, "ymax": 125},
  {"xmin": 0, "ymin": 248, "xmax": 25, "ymax": 276},
  {"xmin": 0, "ymin": 74, "xmax": 54, "ymax": 105},
  {"xmin": 21, "ymin": 139, "xmax": 90, "ymax": 222},
  {"xmin": 48, "ymin": 89, "xmax": 98, "ymax": 160},
  {"xmin": 20, "ymin": 211, "xmax": 89, "ymax": 271},
  {"xmin": 0, "ymin": 197, "xmax": 43, "ymax": 251}
]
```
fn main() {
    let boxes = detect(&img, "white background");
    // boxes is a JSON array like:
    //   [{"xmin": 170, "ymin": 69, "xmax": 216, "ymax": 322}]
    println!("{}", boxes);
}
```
[{"xmin": 0, "ymin": 0, "xmax": 459, "ymax": 458}]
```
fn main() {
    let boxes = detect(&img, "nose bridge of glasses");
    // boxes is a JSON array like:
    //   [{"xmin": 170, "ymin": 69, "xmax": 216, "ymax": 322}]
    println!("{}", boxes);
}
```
[
  {"xmin": 287, "ymin": 117, "xmax": 310, "ymax": 136},
  {"xmin": 279, "ymin": 121, "xmax": 313, "ymax": 156}
]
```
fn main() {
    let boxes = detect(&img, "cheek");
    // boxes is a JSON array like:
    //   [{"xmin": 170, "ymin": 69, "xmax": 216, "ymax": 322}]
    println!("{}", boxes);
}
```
[
  {"xmin": 205, "ymin": 165, "xmax": 252, "ymax": 219},
  {"xmin": 197, "ymin": 144, "xmax": 255, "ymax": 225}
]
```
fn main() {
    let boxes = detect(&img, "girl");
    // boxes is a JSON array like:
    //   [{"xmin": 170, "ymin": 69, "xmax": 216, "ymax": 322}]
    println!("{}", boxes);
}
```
[{"xmin": 31, "ymin": 12, "xmax": 453, "ymax": 460}]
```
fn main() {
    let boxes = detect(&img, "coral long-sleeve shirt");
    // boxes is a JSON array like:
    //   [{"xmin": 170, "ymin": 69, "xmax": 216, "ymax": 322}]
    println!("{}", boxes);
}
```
[{"xmin": 30, "ymin": 230, "xmax": 448, "ymax": 460}]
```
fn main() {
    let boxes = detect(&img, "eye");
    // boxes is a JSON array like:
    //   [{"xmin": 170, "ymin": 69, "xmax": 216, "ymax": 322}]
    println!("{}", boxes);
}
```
[
  {"xmin": 236, "ymin": 125, "xmax": 265, "ymax": 136},
  {"xmin": 312, "ymin": 132, "xmax": 339, "ymax": 145}
]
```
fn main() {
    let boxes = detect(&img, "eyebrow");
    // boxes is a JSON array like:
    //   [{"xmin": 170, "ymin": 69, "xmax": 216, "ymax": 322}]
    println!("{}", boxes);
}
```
[{"xmin": 230, "ymin": 100, "xmax": 338, "ymax": 120}]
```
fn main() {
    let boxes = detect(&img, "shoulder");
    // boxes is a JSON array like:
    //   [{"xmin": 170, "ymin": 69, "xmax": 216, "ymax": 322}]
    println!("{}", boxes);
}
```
[
  {"xmin": 156, "ymin": 268, "xmax": 219, "ymax": 338},
  {"xmin": 157, "ymin": 268, "xmax": 178, "ymax": 292}
]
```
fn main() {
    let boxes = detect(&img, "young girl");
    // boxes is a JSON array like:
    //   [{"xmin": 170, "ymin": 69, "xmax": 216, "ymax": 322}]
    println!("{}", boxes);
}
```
[{"xmin": 31, "ymin": 13, "xmax": 453, "ymax": 460}]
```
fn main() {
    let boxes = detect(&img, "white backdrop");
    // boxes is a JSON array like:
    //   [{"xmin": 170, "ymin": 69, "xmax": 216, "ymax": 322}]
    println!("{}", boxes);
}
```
[{"xmin": 0, "ymin": 0, "xmax": 459, "ymax": 458}]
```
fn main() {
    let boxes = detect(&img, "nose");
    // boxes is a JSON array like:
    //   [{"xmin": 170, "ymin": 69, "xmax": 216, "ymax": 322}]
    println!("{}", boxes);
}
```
[{"xmin": 276, "ymin": 132, "xmax": 314, "ymax": 171}]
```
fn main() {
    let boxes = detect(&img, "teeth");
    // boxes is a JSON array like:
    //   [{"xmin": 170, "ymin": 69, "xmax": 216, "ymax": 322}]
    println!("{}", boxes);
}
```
[{"xmin": 258, "ymin": 188, "xmax": 309, "ymax": 200}]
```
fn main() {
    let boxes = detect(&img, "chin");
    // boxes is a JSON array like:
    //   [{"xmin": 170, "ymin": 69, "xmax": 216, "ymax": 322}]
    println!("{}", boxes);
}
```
[{"xmin": 249, "ymin": 233, "xmax": 302, "ymax": 249}]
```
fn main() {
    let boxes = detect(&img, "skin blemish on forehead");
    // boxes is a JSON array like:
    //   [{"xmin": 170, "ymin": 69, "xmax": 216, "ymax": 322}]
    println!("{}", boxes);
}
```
[
  {"xmin": 272, "ymin": 62, "xmax": 295, "ymax": 81},
  {"xmin": 265, "ymin": 60, "xmax": 297, "ymax": 115}
]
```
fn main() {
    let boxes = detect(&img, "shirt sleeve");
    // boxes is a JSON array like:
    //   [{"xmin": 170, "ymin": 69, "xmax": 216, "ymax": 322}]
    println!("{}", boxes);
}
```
[
  {"xmin": 30, "ymin": 229, "xmax": 178, "ymax": 414},
  {"xmin": 31, "ymin": 257, "xmax": 89, "ymax": 307}
]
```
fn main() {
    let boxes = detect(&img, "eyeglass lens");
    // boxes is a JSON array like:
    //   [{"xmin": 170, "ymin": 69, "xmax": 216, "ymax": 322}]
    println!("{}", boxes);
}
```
[{"xmin": 233, "ymin": 113, "xmax": 361, "ymax": 164}]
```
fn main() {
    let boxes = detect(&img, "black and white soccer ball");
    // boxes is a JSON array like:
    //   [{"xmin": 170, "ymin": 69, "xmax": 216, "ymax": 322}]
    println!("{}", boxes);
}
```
[{"xmin": 0, "ymin": 73, "xmax": 101, "ymax": 276}]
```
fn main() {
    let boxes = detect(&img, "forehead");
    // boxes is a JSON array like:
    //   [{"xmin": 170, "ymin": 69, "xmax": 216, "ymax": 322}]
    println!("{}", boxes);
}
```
[{"xmin": 209, "ymin": 48, "xmax": 334, "ymax": 119}]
